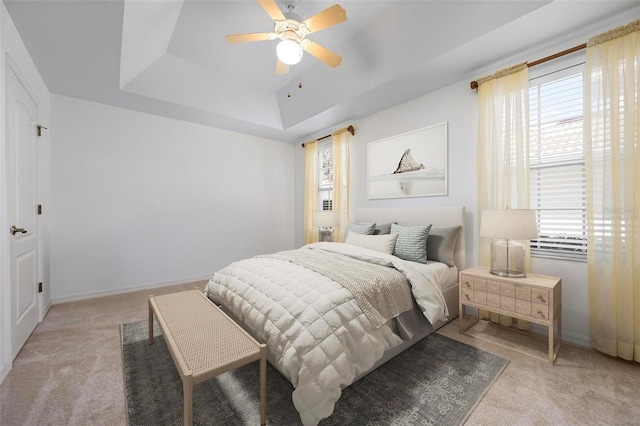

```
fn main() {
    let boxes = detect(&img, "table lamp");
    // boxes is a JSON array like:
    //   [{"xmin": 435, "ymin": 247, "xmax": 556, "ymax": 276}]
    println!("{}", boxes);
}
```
[
  {"xmin": 315, "ymin": 211, "xmax": 339, "ymax": 242},
  {"xmin": 480, "ymin": 209, "xmax": 539, "ymax": 278}
]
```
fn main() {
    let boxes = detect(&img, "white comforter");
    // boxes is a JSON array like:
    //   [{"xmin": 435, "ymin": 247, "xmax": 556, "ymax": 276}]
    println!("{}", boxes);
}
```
[{"xmin": 205, "ymin": 242, "xmax": 448, "ymax": 425}]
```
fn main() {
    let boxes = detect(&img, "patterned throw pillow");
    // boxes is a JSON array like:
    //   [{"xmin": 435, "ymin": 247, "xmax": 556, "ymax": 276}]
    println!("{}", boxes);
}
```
[
  {"xmin": 343, "ymin": 222, "xmax": 376, "ymax": 241},
  {"xmin": 390, "ymin": 223, "xmax": 432, "ymax": 263}
]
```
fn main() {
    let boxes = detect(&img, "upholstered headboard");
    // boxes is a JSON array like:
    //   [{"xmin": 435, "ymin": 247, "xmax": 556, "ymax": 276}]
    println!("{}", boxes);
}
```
[{"xmin": 354, "ymin": 206, "xmax": 466, "ymax": 270}]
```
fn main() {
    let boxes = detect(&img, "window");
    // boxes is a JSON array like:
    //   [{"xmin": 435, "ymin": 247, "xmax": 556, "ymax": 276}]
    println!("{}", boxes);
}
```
[
  {"xmin": 317, "ymin": 141, "xmax": 333, "ymax": 211},
  {"xmin": 529, "ymin": 64, "xmax": 587, "ymax": 260}
]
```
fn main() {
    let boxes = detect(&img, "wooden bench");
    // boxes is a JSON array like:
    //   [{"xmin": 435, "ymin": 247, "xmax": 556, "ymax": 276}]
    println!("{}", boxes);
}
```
[{"xmin": 148, "ymin": 289, "xmax": 266, "ymax": 425}]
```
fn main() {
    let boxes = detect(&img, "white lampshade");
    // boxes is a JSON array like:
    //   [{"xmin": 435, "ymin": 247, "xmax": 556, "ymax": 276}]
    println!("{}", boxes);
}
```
[
  {"xmin": 315, "ymin": 211, "xmax": 339, "ymax": 227},
  {"xmin": 276, "ymin": 39, "xmax": 303, "ymax": 65},
  {"xmin": 480, "ymin": 209, "xmax": 539, "ymax": 240}
]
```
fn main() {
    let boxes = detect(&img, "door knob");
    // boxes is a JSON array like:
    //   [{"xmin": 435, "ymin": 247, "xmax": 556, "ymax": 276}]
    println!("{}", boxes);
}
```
[{"xmin": 10, "ymin": 226, "xmax": 27, "ymax": 235}]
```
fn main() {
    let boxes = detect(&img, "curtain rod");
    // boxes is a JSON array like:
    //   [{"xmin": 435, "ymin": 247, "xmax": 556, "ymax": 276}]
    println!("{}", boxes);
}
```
[
  {"xmin": 469, "ymin": 43, "xmax": 587, "ymax": 90},
  {"xmin": 301, "ymin": 125, "xmax": 355, "ymax": 147}
]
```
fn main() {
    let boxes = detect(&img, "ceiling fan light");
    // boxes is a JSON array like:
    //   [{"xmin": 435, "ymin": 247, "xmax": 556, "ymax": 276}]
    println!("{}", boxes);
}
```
[{"xmin": 277, "ymin": 39, "xmax": 303, "ymax": 65}]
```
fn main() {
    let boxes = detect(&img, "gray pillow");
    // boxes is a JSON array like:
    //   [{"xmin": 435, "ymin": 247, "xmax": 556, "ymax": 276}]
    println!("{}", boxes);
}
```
[
  {"xmin": 390, "ymin": 223, "xmax": 432, "ymax": 263},
  {"xmin": 427, "ymin": 226, "xmax": 461, "ymax": 267},
  {"xmin": 372, "ymin": 222, "xmax": 396, "ymax": 235},
  {"xmin": 343, "ymin": 222, "xmax": 376, "ymax": 241}
]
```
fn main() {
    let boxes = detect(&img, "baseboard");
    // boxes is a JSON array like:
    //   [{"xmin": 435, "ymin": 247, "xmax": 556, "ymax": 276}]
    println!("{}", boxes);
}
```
[
  {"xmin": 528, "ymin": 323, "xmax": 590, "ymax": 348},
  {"xmin": 40, "ymin": 299, "xmax": 52, "ymax": 322},
  {"xmin": 51, "ymin": 275, "xmax": 211, "ymax": 304},
  {"xmin": 0, "ymin": 359, "xmax": 11, "ymax": 385},
  {"xmin": 561, "ymin": 330, "xmax": 590, "ymax": 348}
]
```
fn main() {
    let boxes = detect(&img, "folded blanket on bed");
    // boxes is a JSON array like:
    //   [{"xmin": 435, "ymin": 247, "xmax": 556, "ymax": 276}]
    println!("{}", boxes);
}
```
[
  {"xmin": 311, "ymin": 242, "xmax": 449, "ymax": 324},
  {"xmin": 263, "ymin": 247, "xmax": 414, "ymax": 328}
]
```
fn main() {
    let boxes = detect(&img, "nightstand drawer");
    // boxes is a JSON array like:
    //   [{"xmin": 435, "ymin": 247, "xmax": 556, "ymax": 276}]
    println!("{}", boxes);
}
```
[
  {"xmin": 515, "ymin": 299, "xmax": 532, "ymax": 315},
  {"xmin": 461, "ymin": 276, "xmax": 473, "ymax": 290},
  {"xmin": 486, "ymin": 293, "xmax": 501, "ymax": 308},
  {"xmin": 532, "ymin": 288, "xmax": 549, "ymax": 304},
  {"xmin": 501, "ymin": 282, "xmax": 515, "ymax": 298},
  {"xmin": 461, "ymin": 288, "xmax": 473, "ymax": 303},
  {"xmin": 501, "ymin": 296, "xmax": 515, "ymax": 311},
  {"xmin": 473, "ymin": 278, "xmax": 487, "ymax": 292},
  {"xmin": 532, "ymin": 302, "xmax": 549, "ymax": 319},
  {"xmin": 487, "ymin": 280, "xmax": 501, "ymax": 294},
  {"xmin": 516, "ymin": 285, "xmax": 532, "ymax": 300},
  {"xmin": 473, "ymin": 291, "xmax": 487, "ymax": 304}
]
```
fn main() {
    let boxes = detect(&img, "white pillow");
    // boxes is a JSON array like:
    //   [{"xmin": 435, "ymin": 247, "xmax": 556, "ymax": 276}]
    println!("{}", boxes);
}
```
[{"xmin": 344, "ymin": 232, "xmax": 399, "ymax": 255}]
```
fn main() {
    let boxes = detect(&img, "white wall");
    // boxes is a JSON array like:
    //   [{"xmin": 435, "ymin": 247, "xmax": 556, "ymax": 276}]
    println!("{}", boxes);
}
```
[
  {"xmin": 0, "ymin": 2, "xmax": 51, "ymax": 383},
  {"xmin": 349, "ymin": 81, "xmax": 478, "ymax": 267},
  {"xmin": 50, "ymin": 95, "xmax": 295, "ymax": 301}
]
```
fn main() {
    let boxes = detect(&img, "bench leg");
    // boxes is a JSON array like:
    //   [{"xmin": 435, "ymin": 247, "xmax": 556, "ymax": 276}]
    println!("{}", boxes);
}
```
[
  {"xmin": 183, "ymin": 375, "xmax": 193, "ymax": 426},
  {"xmin": 260, "ymin": 345, "xmax": 267, "ymax": 425}
]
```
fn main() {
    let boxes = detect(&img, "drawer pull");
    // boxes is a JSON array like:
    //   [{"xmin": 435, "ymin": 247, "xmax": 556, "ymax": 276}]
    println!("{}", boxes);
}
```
[
  {"xmin": 537, "ymin": 309, "xmax": 546, "ymax": 319},
  {"xmin": 465, "ymin": 294, "xmax": 470, "ymax": 300},
  {"xmin": 465, "ymin": 281, "xmax": 471, "ymax": 288},
  {"xmin": 537, "ymin": 294, "xmax": 546, "ymax": 303}
]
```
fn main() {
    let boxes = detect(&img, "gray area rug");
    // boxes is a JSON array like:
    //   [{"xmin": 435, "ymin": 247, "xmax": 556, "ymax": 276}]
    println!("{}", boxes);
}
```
[{"xmin": 121, "ymin": 320, "xmax": 508, "ymax": 425}]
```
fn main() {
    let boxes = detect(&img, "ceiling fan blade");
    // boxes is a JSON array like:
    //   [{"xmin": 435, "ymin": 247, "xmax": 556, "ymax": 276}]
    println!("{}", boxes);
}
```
[
  {"xmin": 275, "ymin": 59, "xmax": 289, "ymax": 75},
  {"xmin": 303, "ymin": 4, "xmax": 347, "ymax": 33},
  {"xmin": 225, "ymin": 32, "xmax": 272, "ymax": 44},
  {"xmin": 303, "ymin": 41, "xmax": 342, "ymax": 67},
  {"xmin": 258, "ymin": 0, "xmax": 285, "ymax": 22}
]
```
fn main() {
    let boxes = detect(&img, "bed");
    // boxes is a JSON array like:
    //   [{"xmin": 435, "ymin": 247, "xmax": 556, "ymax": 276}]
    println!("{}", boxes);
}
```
[{"xmin": 205, "ymin": 206, "xmax": 465, "ymax": 425}]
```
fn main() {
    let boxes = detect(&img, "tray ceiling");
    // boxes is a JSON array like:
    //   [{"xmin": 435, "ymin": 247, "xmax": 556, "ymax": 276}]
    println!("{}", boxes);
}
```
[{"xmin": 4, "ymin": 0, "xmax": 637, "ymax": 142}]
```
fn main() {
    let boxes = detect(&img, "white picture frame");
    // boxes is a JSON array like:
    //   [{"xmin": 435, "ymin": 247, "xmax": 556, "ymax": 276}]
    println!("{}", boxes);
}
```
[{"xmin": 367, "ymin": 122, "xmax": 448, "ymax": 199}]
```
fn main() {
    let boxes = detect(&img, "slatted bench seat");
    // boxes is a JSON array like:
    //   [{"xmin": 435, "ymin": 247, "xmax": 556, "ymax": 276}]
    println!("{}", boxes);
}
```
[{"xmin": 148, "ymin": 289, "xmax": 266, "ymax": 426}]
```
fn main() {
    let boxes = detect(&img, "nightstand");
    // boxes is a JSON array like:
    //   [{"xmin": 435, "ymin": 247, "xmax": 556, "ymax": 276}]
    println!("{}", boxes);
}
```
[{"xmin": 459, "ymin": 266, "xmax": 562, "ymax": 364}]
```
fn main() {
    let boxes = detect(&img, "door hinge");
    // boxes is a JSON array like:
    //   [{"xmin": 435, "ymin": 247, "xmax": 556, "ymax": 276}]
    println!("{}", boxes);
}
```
[
  {"xmin": 37, "ymin": 204, "xmax": 42, "ymax": 215},
  {"xmin": 38, "ymin": 282, "xmax": 43, "ymax": 293},
  {"xmin": 37, "ymin": 125, "xmax": 47, "ymax": 137}
]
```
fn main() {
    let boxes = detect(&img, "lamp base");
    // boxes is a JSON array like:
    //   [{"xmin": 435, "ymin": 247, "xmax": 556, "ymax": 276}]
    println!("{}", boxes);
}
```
[
  {"xmin": 489, "ymin": 268, "xmax": 526, "ymax": 278},
  {"xmin": 490, "ymin": 239, "xmax": 526, "ymax": 278}
]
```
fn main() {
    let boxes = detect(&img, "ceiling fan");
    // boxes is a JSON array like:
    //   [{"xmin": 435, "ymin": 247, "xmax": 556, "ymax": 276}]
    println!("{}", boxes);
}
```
[{"xmin": 226, "ymin": 0, "xmax": 347, "ymax": 75}]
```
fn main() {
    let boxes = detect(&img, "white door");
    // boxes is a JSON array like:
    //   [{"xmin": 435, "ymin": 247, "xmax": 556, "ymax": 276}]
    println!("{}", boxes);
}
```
[{"xmin": 7, "ymin": 67, "xmax": 39, "ymax": 359}]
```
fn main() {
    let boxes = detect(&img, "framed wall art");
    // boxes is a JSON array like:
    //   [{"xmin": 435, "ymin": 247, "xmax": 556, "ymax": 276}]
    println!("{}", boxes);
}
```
[{"xmin": 367, "ymin": 122, "xmax": 448, "ymax": 199}]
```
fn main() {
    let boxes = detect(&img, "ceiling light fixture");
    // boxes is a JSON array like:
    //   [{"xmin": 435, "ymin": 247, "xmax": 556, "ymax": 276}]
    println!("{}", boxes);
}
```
[
  {"xmin": 225, "ymin": 0, "xmax": 346, "ymax": 75},
  {"xmin": 276, "ymin": 39, "xmax": 303, "ymax": 65}
]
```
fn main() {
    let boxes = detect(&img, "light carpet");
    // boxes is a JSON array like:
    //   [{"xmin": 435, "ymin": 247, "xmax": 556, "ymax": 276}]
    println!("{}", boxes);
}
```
[{"xmin": 121, "ymin": 319, "xmax": 508, "ymax": 425}]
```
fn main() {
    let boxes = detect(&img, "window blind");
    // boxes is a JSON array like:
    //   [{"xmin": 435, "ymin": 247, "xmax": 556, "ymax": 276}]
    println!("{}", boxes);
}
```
[
  {"xmin": 317, "ymin": 142, "xmax": 333, "ymax": 211},
  {"xmin": 529, "ymin": 68, "xmax": 587, "ymax": 259}
]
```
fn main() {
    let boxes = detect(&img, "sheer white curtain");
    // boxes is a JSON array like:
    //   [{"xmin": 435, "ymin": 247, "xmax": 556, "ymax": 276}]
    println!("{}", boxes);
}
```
[
  {"xmin": 331, "ymin": 129, "xmax": 350, "ymax": 242},
  {"xmin": 476, "ymin": 63, "xmax": 531, "ymax": 327},
  {"xmin": 303, "ymin": 140, "xmax": 319, "ymax": 244},
  {"xmin": 303, "ymin": 129, "xmax": 351, "ymax": 244},
  {"xmin": 585, "ymin": 20, "xmax": 639, "ymax": 362}
]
